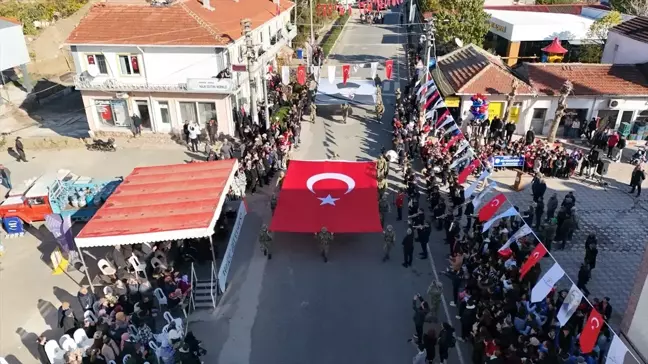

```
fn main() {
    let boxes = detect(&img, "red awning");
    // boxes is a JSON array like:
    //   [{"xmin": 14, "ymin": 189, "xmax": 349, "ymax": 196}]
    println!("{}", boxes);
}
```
[
  {"xmin": 542, "ymin": 38, "xmax": 568, "ymax": 54},
  {"xmin": 75, "ymin": 160, "xmax": 238, "ymax": 248}
]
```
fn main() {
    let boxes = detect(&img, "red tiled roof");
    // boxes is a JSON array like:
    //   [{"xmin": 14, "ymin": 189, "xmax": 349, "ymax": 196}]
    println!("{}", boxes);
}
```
[
  {"xmin": 433, "ymin": 44, "xmax": 534, "ymax": 96},
  {"xmin": 0, "ymin": 16, "xmax": 21, "ymax": 25},
  {"xmin": 66, "ymin": 0, "xmax": 294, "ymax": 46},
  {"xmin": 483, "ymin": 4, "xmax": 609, "ymax": 14},
  {"xmin": 526, "ymin": 63, "xmax": 648, "ymax": 96}
]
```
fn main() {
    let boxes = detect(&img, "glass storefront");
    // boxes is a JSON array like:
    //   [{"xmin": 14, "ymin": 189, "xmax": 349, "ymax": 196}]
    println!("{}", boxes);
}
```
[
  {"xmin": 95, "ymin": 99, "xmax": 130, "ymax": 127},
  {"xmin": 179, "ymin": 101, "xmax": 217, "ymax": 127}
]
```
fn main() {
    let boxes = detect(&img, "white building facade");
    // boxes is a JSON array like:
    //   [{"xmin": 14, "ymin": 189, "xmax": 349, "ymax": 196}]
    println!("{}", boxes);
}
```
[
  {"xmin": 601, "ymin": 17, "xmax": 648, "ymax": 64},
  {"xmin": 68, "ymin": 2, "xmax": 296, "ymax": 136}
]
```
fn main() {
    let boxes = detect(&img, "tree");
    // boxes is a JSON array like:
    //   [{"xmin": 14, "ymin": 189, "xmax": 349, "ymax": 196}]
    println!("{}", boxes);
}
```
[
  {"xmin": 611, "ymin": 0, "xmax": 648, "ymax": 16},
  {"xmin": 431, "ymin": 0, "xmax": 490, "ymax": 47},
  {"xmin": 503, "ymin": 79, "xmax": 520, "ymax": 122},
  {"xmin": 579, "ymin": 11, "xmax": 623, "ymax": 63},
  {"xmin": 547, "ymin": 80, "xmax": 573, "ymax": 143}
]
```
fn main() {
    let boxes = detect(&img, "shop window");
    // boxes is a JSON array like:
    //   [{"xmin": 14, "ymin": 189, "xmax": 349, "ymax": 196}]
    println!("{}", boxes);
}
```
[
  {"xmin": 532, "ymin": 108, "xmax": 547, "ymax": 120},
  {"xmin": 118, "ymin": 55, "xmax": 141, "ymax": 75},
  {"xmin": 159, "ymin": 101, "xmax": 171, "ymax": 124},
  {"xmin": 621, "ymin": 110, "xmax": 634, "ymax": 124},
  {"xmin": 86, "ymin": 54, "xmax": 108, "ymax": 74},
  {"xmin": 179, "ymin": 101, "xmax": 217, "ymax": 127},
  {"xmin": 95, "ymin": 99, "xmax": 130, "ymax": 127},
  {"xmin": 635, "ymin": 110, "xmax": 648, "ymax": 123}
]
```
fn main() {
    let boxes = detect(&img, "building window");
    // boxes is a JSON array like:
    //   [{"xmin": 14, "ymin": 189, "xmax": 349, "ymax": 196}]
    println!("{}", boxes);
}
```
[
  {"xmin": 118, "ymin": 55, "xmax": 141, "ymax": 75},
  {"xmin": 86, "ymin": 54, "xmax": 108, "ymax": 74},
  {"xmin": 636, "ymin": 110, "xmax": 648, "ymax": 123},
  {"xmin": 179, "ymin": 101, "xmax": 217, "ymax": 127},
  {"xmin": 532, "ymin": 108, "xmax": 547, "ymax": 120},
  {"xmin": 159, "ymin": 101, "xmax": 171, "ymax": 124},
  {"xmin": 95, "ymin": 99, "xmax": 130, "ymax": 127}
]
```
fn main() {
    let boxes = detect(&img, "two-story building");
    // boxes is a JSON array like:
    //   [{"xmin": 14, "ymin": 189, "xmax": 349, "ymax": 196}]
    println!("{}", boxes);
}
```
[
  {"xmin": 66, "ymin": 0, "xmax": 296, "ymax": 136},
  {"xmin": 601, "ymin": 16, "xmax": 648, "ymax": 64}
]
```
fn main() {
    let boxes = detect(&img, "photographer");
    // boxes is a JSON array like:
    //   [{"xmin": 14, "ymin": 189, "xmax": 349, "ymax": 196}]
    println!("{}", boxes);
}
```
[{"xmin": 412, "ymin": 294, "xmax": 429, "ymax": 344}]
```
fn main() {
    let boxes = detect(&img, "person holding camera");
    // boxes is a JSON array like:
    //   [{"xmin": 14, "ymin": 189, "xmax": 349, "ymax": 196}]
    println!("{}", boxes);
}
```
[{"xmin": 412, "ymin": 294, "xmax": 430, "ymax": 344}]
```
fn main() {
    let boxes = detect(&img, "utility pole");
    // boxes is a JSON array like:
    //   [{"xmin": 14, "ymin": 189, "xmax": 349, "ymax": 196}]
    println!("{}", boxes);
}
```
[
  {"xmin": 309, "ymin": 0, "xmax": 315, "ymax": 44},
  {"xmin": 241, "ymin": 18, "xmax": 259, "ymax": 124}
]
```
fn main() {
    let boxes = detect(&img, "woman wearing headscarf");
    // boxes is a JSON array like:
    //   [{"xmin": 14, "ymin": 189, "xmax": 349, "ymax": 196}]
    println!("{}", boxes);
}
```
[{"xmin": 100, "ymin": 335, "xmax": 120, "ymax": 362}]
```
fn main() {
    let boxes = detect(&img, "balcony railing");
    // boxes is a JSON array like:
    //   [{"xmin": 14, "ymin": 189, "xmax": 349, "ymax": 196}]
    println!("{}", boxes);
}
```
[{"xmin": 73, "ymin": 75, "xmax": 240, "ymax": 93}]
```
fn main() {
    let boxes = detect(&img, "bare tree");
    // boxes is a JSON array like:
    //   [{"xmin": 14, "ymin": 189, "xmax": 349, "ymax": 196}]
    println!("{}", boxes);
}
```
[
  {"xmin": 503, "ymin": 79, "xmax": 520, "ymax": 122},
  {"xmin": 628, "ymin": 0, "xmax": 648, "ymax": 16},
  {"xmin": 547, "ymin": 80, "xmax": 574, "ymax": 142}
]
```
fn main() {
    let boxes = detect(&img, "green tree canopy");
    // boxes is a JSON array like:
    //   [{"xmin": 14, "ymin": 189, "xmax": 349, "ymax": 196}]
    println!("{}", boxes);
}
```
[
  {"xmin": 579, "ymin": 10, "xmax": 623, "ymax": 63},
  {"xmin": 611, "ymin": 0, "xmax": 648, "ymax": 16},
  {"xmin": 430, "ymin": 0, "xmax": 490, "ymax": 47}
]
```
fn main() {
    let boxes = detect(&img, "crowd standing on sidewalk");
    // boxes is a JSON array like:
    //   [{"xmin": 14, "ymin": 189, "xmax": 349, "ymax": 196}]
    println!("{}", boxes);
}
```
[{"xmin": 367, "ymin": 36, "xmax": 627, "ymax": 364}]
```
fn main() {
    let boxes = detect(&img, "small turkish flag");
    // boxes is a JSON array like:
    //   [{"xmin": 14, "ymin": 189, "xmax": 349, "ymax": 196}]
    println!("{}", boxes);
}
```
[
  {"xmin": 520, "ymin": 244, "xmax": 547, "ymax": 279},
  {"xmin": 458, "ymin": 159, "xmax": 480, "ymax": 185},
  {"xmin": 478, "ymin": 193, "xmax": 506, "ymax": 222},
  {"xmin": 441, "ymin": 133, "xmax": 462, "ymax": 154},
  {"xmin": 342, "ymin": 64, "xmax": 350, "ymax": 84},
  {"xmin": 297, "ymin": 65, "xmax": 306, "ymax": 85},
  {"xmin": 580, "ymin": 309, "xmax": 604, "ymax": 354},
  {"xmin": 385, "ymin": 59, "xmax": 393, "ymax": 80}
]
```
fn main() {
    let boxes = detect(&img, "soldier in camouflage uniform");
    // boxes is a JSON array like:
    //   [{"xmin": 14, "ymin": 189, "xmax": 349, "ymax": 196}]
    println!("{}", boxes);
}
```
[
  {"xmin": 310, "ymin": 103, "xmax": 317, "ymax": 123},
  {"xmin": 376, "ymin": 154, "xmax": 388, "ymax": 180},
  {"xmin": 270, "ymin": 193, "xmax": 278, "ymax": 215},
  {"xmin": 378, "ymin": 195, "xmax": 390, "ymax": 227},
  {"xmin": 259, "ymin": 224, "xmax": 273, "ymax": 260},
  {"xmin": 341, "ymin": 103, "xmax": 350, "ymax": 124},
  {"xmin": 315, "ymin": 226, "xmax": 334, "ymax": 262},
  {"xmin": 382, "ymin": 225, "xmax": 395, "ymax": 261},
  {"xmin": 378, "ymin": 178, "xmax": 388, "ymax": 198},
  {"xmin": 375, "ymin": 102, "xmax": 384, "ymax": 122},
  {"xmin": 426, "ymin": 280, "xmax": 443, "ymax": 322}
]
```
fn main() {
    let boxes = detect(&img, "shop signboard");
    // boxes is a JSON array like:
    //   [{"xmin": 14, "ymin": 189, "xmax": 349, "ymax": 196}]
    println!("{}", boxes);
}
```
[
  {"xmin": 2, "ymin": 216, "xmax": 24, "ymax": 234},
  {"xmin": 187, "ymin": 78, "xmax": 234, "ymax": 94},
  {"xmin": 217, "ymin": 201, "xmax": 248, "ymax": 293},
  {"xmin": 493, "ymin": 156, "xmax": 525, "ymax": 168},
  {"xmin": 445, "ymin": 97, "xmax": 460, "ymax": 108}
]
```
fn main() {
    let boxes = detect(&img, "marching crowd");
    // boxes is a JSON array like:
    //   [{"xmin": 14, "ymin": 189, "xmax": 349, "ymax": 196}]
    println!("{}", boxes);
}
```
[{"xmin": 376, "ymin": 53, "xmax": 621, "ymax": 364}]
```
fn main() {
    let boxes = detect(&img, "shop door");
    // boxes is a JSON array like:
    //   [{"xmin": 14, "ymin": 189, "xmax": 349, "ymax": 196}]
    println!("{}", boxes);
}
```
[
  {"xmin": 597, "ymin": 110, "xmax": 620, "ymax": 129},
  {"xmin": 157, "ymin": 101, "xmax": 172, "ymax": 133},
  {"xmin": 530, "ymin": 108, "xmax": 547, "ymax": 135},
  {"xmin": 136, "ymin": 100, "xmax": 152, "ymax": 129},
  {"xmin": 488, "ymin": 102, "xmax": 504, "ymax": 120}
]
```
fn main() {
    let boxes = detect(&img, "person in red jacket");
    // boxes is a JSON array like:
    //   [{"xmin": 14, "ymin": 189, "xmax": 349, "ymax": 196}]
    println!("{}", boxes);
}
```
[{"xmin": 607, "ymin": 132, "xmax": 620, "ymax": 158}]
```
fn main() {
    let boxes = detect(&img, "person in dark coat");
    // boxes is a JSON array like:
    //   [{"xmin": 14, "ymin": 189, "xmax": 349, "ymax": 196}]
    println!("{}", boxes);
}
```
[
  {"xmin": 61, "ymin": 307, "xmax": 81, "ymax": 336},
  {"xmin": 459, "ymin": 300, "xmax": 477, "ymax": 342},
  {"xmin": 206, "ymin": 119, "xmax": 218, "ymax": 144},
  {"xmin": 534, "ymin": 196, "xmax": 545, "ymax": 228},
  {"xmin": 531, "ymin": 176, "xmax": 547, "ymax": 202},
  {"xmin": 0, "ymin": 164, "xmax": 12, "ymax": 190},
  {"xmin": 584, "ymin": 234, "xmax": 598, "ymax": 270},
  {"xmin": 422, "ymin": 328, "xmax": 437, "ymax": 363},
  {"xmin": 412, "ymin": 294, "xmax": 429, "ymax": 343},
  {"xmin": 15, "ymin": 136, "xmax": 28, "ymax": 162},
  {"xmin": 37, "ymin": 336, "xmax": 51, "ymax": 364},
  {"xmin": 630, "ymin": 165, "xmax": 646, "ymax": 197},
  {"xmin": 77, "ymin": 287, "xmax": 97, "ymax": 313},
  {"xmin": 438, "ymin": 322, "xmax": 456, "ymax": 364},
  {"xmin": 402, "ymin": 228, "xmax": 415, "ymax": 267},
  {"xmin": 525, "ymin": 129, "xmax": 535, "ymax": 146}
]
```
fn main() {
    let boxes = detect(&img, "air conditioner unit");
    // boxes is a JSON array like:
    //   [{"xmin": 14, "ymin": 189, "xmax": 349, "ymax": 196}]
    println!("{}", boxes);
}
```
[{"xmin": 608, "ymin": 99, "xmax": 623, "ymax": 108}]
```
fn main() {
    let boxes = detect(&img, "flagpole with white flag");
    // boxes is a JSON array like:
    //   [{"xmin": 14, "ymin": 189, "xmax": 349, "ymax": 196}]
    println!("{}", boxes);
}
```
[
  {"xmin": 498, "ymin": 224, "xmax": 533, "ymax": 252},
  {"xmin": 531, "ymin": 262, "xmax": 565, "ymax": 303},
  {"xmin": 465, "ymin": 171, "xmax": 491, "ymax": 200},
  {"xmin": 482, "ymin": 206, "xmax": 518, "ymax": 232}
]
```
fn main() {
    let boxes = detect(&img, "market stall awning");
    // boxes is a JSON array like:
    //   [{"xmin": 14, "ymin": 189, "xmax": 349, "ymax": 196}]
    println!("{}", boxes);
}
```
[{"xmin": 75, "ymin": 160, "xmax": 238, "ymax": 248}]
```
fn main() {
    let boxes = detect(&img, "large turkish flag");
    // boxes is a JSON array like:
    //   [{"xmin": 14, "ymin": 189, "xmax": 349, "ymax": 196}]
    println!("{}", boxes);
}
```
[{"xmin": 269, "ymin": 160, "xmax": 382, "ymax": 233}]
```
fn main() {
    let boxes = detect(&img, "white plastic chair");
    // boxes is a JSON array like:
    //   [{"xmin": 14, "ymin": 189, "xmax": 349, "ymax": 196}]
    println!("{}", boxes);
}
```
[
  {"xmin": 59, "ymin": 334, "xmax": 77, "ymax": 352},
  {"xmin": 163, "ymin": 311, "xmax": 183, "ymax": 335},
  {"xmin": 122, "ymin": 354, "xmax": 132, "ymax": 364},
  {"xmin": 45, "ymin": 340, "xmax": 65, "ymax": 364},
  {"xmin": 103, "ymin": 286, "xmax": 114, "ymax": 296},
  {"xmin": 148, "ymin": 341, "xmax": 162, "ymax": 363},
  {"xmin": 73, "ymin": 328, "xmax": 93, "ymax": 349},
  {"xmin": 150, "ymin": 257, "xmax": 166, "ymax": 270},
  {"xmin": 0, "ymin": 357, "xmax": 9, "ymax": 364},
  {"xmin": 97, "ymin": 259, "xmax": 117, "ymax": 276},
  {"xmin": 128, "ymin": 324, "xmax": 140, "ymax": 341},
  {"xmin": 153, "ymin": 288, "xmax": 167, "ymax": 308},
  {"xmin": 108, "ymin": 361, "xmax": 116, "ymax": 364},
  {"xmin": 128, "ymin": 255, "xmax": 148, "ymax": 280},
  {"xmin": 84, "ymin": 310, "xmax": 98, "ymax": 324}
]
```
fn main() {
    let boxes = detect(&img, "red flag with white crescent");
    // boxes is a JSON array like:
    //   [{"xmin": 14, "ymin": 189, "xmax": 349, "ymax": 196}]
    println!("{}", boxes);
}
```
[
  {"xmin": 297, "ymin": 65, "xmax": 306, "ymax": 85},
  {"xmin": 580, "ymin": 309, "xmax": 603, "ymax": 354},
  {"xmin": 385, "ymin": 60, "xmax": 393, "ymax": 80},
  {"xmin": 520, "ymin": 243, "xmax": 547, "ymax": 279},
  {"xmin": 458, "ymin": 159, "xmax": 480, "ymax": 185},
  {"xmin": 342, "ymin": 64, "xmax": 350, "ymax": 84},
  {"xmin": 478, "ymin": 193, "xmax": 506, "ymax": 222}
]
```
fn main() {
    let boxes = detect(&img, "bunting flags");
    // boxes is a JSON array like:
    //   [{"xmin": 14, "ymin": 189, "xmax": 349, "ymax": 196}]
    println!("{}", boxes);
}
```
[
  {"xmin": 281, "ymin": 66, "xmax": 290, "ymax": 85},
  {"xmin": 443, "ymin": 124, "xmax": 459, "ymax": 136},
  {"xmin": 482, "ymin": 206, "xmax": 518, "ymax": 232},
  {"xmin": 499, "ymin": 224, "xmax": 532, "ymax": 252},
  {"xmin": 605, "ymin": 335, "xmax": 628, "ymax": 364},
  {"xmin": 478, "ymin": 193, "xmax": 507, "ymax": 222},
  {"xmin": 370, "ymin": 62, "xmax": 378, "ymax": 79},
  {"xmin": 458, "ymin": 159, "xmax": 480, "ymax": 185},
  {"xmin": 437, "ymin": 113, "xmax": 454, "ymax": 130},
  {"xmin": 520, "ymin": 243, "xmax": 547, "ymax": 279},
  {"xmin": 557, "ymin": 284, "xmax": 584, "ymax": 327},
  {"xmin": 385, "ymin": 59, "xmax": 393, "ymax": 80},
  {"xmin": 423, "ymin": 90, "xmax": 439, "ymax": 110},
  {"xmin": 342, "ymin": 64, "xmax": 350, "ymax": 84},
  {"xmin": 453, "ymin": 140, "xmax": 470, "ymax": 158},
  {"xmin": 297, "ymin": 65, "xmax": 306, "ymax": 85},
  {"xmin": 441, "ymin": 133, "xmax": 462, "ymax": 154},
  {"xmin": 450, "ymin": 149, "xmax": 474, "ymax": 169},
  {"xmin": 580, "ymin": 309, "xmax": 604, "ymax": 354},
  {"xmin": 465, "ymin": 170, "xmax": 491, "ymax": 199},
  {"xmin": 472, "ymin": 182, "xmax": 497, "ymax": 209},
  {"xmin": 328, "ymin": 66, "xmax": 335, "ymax": 84},
  {"xmin": 436, "ymin": 109, "xmax": 451, "ymax": 128},
  {"xmin": 531, "ymin": 262, "xmax": 565, "ymax": 303}
]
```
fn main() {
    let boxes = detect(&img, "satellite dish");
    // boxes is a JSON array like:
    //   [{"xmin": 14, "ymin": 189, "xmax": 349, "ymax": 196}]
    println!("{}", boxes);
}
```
[
  {"xmin": 87, "ymin": 64, "xmax": 100, "ymax": 77},
  {"xmin": 455, "ymin": 37, "xmax": 464, "ymax": 47}
]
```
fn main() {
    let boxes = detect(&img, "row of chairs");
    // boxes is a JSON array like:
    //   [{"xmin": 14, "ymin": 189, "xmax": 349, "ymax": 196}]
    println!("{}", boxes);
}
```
[{"xmin": 97, "ymin": 254, "xmax": 167, "ymax": 280}]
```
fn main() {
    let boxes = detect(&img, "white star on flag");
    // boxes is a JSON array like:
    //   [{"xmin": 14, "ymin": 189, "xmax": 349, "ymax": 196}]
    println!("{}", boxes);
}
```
[{"xmin": 318, "ymin": 194, "xmax": 340, "ymax": 206}]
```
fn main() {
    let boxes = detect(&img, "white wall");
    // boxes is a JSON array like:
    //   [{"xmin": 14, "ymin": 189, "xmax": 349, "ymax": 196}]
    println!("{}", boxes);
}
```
[
  {"xmin": 601, "ymin": 31, "xmax": 648, "ymax": 64},
  {"xmin": 0, "ymin": 23, "xmax": 30, "ymax": 70},
  {"xmin": 627, "ymin": 276, "xmax": 648, "ymax": 360}
]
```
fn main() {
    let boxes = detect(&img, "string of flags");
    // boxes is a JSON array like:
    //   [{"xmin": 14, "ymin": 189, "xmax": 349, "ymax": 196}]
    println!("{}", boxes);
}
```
[
  {"xmin": 277, "ymin": 60, "xmax": 394, "ymax": 86},
  {"xmin": 418, "ymin": 75, "xmax": 640, "ymax": 364}
]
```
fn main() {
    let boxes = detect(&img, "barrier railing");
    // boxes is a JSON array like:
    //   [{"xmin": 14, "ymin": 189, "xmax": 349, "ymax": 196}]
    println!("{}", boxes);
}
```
[
  {"xmin": 189, "ymin": 262, "xmax": 197, "ymax": 313},
  {"xmin": 210, "ymin": 261, "xmax": 218, "ymax": 309}
]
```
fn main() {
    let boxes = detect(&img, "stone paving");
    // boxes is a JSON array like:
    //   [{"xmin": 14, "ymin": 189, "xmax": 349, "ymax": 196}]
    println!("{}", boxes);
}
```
[{"xmin": 488, "ymin": 162, "xmax": 648, "ymax": 328}]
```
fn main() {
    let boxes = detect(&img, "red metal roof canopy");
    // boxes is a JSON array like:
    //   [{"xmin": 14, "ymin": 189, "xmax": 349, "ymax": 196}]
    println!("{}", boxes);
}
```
[
  {"xmin": 542, "ymin": 38, "xmax": 568, "ymax": 54},
  {"xmin": 75, "ymin": 160, "xmax": 238, "ymax": 248}
]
